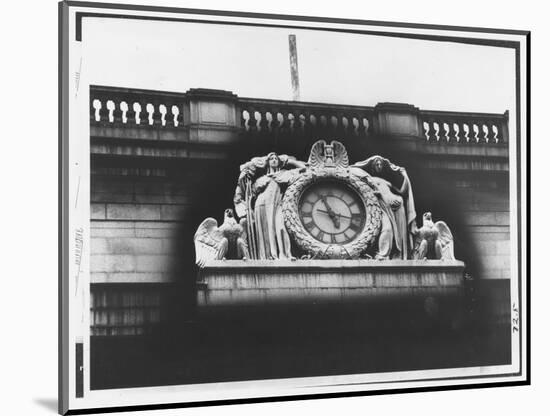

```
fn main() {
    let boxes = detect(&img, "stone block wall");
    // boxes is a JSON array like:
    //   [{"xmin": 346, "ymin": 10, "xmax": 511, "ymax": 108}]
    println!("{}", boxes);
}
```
[
  {"xmin": 454, "ymin": 178, "xmax": 510, "ymax": 281},
  {"xmin": 89, "ymin": 160, "xmax": 240, "ymax": 335},
  {"xmin": 88, "ymin": 86, "xmax": 512, "ymax": 336},
  {"xmin": 89, "ymin": 162, "xmax": 511, "ymax": 335}
]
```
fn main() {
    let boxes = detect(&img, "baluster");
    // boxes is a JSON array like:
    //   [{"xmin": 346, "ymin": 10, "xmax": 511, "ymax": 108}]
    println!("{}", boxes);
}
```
[
  {"xmin": 119, "ymin": 101, "xmax": 129, "ymax": 124},
  {"xmin": 481, "ymin": 123, "xmax": 489, "ymax": 143},
  {"xmin": 253, "ymin": 108, "xmax": 263, "ymax": 133},
  {"xmin": 422, "ymin": 121, "xmax": 430, "ymax": 140},
  {"xmin": 134, "ymin": 102, "xmax": 144, "ymax": 125},
  {"xmin": 462, "ymin": 122, "xmax": 471, "ymax": 143},
  {"xmin": 339, "ymin": 113, "xmax": 348, "ymax": 136},
  {"xmin": 464, "ymin": 122, "xmax": 471, "ymax": 143},
  {"xmin": 256, "ymin": 109, "xmax": 268, "ymax": 133},
  {"xmin": 144, "ymin": 103, "xmax": 152, "ymax": 125},
  {"xmin": 105, "ymin": 100, "xmax": 115, "ymax": 123},
  {"xmin": 341, "ymin": 116, "xmax": 350, "ymax": 137},
  {"xmin": 488, "ymin": 122, "xmax": 497, "ymax": 143},
  {"xmin": 451, "ymin": 122, "xmax": 460, "ymax": 143},
  {"xmin": 443, "ymin": 122, "xmax": 451, "ymax": 142},
  {"xmin": 255, "ymin": 111, "xmax": 263, "ymax": 132},
  {"xmin": 287, "ymin": 112, "xmax": 296, "ymax": 134},
  {"xmin": 491, "ymin": 124, "xmax": 499, "ymax": 143},
  {"xmin": 174, "ymin": 105, "xmax": 183, "ymax": 127},
  {"xmin": 350, "ymin": 114, "xmax": 359, "ymax": 136},
  {"xmin": 91, "ymin": 98, "xmax": 100, "ymax": 122},
  {"xmin": 286, "ymin": 111, "xmax": 295, "ymax": 135},
  {"xmin": 471, "ymin": 123, "xmax": 480, "ymax": 143},
  {"xmin": 242, "ymin": 110, "xmax": 251, "ymax": 131},
  {"xmin": 486, "ymin": 122, "xmax": 497, "ymax": 143},
  {"xmin": 462, "ymin": 122, "xmax": 469, "ymax": 142},
  {"xmin": 249, "ymin": 107, "xmax": 259, "ymax": 133},
  {"xmin": 274, "ymin": 111, "xmax": 284, "ymax": 135},
  {"xmin": 146, "ymin": 102, "xmax": 154, "ymax": 126},
  {"xmin": 159, "ymin": 104, "xmax": 167, "ymax": 127},
  {"xmin": 298, "ymin": 113, "xmax": 306, "ymax": 134},
  {"xmin": 265, "ymin": 111, "xmax": 274, "ymax": 132},
  {"xmin": 360, "ymin": 117, "xmax": 369, "ymax": 136}
]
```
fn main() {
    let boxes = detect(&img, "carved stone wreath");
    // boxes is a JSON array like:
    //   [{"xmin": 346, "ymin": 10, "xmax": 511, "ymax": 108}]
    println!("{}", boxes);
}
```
[{"xmin": 282, "ymin": 168, "xmax": 382, "ymax": 259}]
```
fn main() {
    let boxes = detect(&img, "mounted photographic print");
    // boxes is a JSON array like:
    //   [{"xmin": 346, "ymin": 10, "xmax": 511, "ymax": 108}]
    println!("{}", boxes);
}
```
[{"xmin": 59, "ymin": 1, "xmax": 530, "ymax": 414}]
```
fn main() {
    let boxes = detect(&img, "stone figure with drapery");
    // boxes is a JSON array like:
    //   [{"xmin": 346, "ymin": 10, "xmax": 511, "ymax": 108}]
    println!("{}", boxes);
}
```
[
  {"xmin": 350, "ymin": 156, "xmax": 418, "ymax": 259},
  {"xmin": 234, "ymin": 152, "xmax": 307, "ymax": 260}
]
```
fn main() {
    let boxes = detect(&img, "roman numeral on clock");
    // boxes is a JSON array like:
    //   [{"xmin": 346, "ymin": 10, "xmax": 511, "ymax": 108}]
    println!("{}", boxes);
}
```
[{"xmin": 351, "ymin": 213, "xmax": 363, "ymax": 223}]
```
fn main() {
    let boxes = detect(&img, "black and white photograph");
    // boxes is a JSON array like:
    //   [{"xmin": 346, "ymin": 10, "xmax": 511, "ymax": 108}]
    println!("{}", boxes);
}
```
[{"xmin": 57, "ymin": 1, "xmax": 530, "ymax": 414}]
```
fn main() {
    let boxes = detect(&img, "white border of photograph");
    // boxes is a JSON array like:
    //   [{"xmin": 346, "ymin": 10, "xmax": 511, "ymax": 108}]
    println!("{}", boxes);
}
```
[{"xmin": 60, "ymin": 1, "xmax": 529, "ymax": 413}]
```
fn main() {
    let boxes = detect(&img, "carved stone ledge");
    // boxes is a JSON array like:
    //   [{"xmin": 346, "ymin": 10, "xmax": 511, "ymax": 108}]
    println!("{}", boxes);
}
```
[{"xmin": 197, "ymin": 259, "xmax": 465, "ymax": 307}]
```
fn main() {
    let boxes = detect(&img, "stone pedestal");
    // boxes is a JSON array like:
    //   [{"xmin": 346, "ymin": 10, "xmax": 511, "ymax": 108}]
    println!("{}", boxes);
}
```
[
  {"xmin": 373, "ymin": 102, "xmax": 423, "ymax": 138},
  {"xmin": 197, "ymin": 259, "xmax": 465, "ymax": 308},
  {"xmin": 184, "ymin": 88, "xmax": 242, "ymax": 145}
]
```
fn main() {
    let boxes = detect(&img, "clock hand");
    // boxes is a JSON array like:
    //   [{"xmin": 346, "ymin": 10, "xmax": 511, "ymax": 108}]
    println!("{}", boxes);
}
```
[
  {"xmin": 320, "ymin": 196, "xmax": 340, "ymax": 228},
  {"xmin": 316, "ymin": 209, "xmax": 352, "ymax": 220}
]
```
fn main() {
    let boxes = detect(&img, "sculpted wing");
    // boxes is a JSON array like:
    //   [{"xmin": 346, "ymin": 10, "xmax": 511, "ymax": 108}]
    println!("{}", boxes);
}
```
[
  {"xmin": 308, "ymin": 140, "xmax": 326, "ymax": 169},
  {"xmin": 194, "ymin": 218, "xmax": 224, "ymax": 268},
  {"xmin": 412, "ymin": 231, "xmax": 423, "ymax": 260},
  {"xmin": 435, "ymin": 221, "xmax": 455, "ymax": 260},
  {"xmin": 331, "ymin": 140, "xmax": 349, "ymax": 169}
]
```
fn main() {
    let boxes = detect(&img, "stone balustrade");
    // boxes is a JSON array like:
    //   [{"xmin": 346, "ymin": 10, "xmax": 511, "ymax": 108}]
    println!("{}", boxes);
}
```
[
  {"xmin": 91, "ymin": 86, "xmax": 185, "ymax": 127},
  {"xmin": 239, "ymin": 97, "xmax": 375, "ymax": 137},
  {"xmin": 421, "ymin": 110, "xmax": 509, "ymax": 144},
  {"xmin": 90, "ymin": 85, "xmax": 508, "ymax": 145}
]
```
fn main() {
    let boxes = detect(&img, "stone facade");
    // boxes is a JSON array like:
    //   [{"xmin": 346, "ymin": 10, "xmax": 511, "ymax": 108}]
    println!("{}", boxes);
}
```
[{"xmin": 89, "ymin": 86, "xmax": 510, "ymax": 335}]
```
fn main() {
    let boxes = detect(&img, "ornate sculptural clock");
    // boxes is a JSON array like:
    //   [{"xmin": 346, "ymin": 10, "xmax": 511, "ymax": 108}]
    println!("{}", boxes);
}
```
[
  {"xmin": 298, "ymin": 180, "xmax": 366, "ymax": 245},
  {"xmin": 282, "ymin": 140, "xmax": 382, "ymax": 259}
]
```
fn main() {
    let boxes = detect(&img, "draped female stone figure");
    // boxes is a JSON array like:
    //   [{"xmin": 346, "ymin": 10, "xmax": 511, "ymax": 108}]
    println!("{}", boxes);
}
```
[
  {"xmin": 234, "ymin": 153, "xmax": 306, "ymax": 260},
  {"xmin": 351, "ymin": 156, "xmax": 418, "ymax": 259}
]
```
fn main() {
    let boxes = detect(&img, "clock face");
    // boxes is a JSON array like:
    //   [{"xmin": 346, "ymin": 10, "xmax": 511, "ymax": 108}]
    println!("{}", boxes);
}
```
[{"xmin": 298, "ymin": 180, "xmax": 366, "ymax": 244}]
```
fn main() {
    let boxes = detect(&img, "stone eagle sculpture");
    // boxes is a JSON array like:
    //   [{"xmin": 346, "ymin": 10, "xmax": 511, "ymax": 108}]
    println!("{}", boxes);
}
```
[
  {"xmin": 194, "ymin": 208, "xmax": 249, "ymax": 268},
  {"xmin": 414, "ymin": 212, "xmax": 455, "ymax": 260},
  {"xmin": 308, "ymin": 140, "xmax": 349, "ymax": 169}
]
